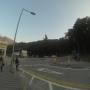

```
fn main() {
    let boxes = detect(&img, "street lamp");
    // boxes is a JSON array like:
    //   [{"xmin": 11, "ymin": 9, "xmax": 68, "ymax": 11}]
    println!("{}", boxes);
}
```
[{"xmin": 11, "ymin": 8, "xmax": 36, "ymax": 67}]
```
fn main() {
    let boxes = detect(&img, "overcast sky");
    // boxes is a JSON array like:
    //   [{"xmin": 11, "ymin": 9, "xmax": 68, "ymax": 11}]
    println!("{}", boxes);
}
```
[{"xmin": 0, "ymin": 0, "xmax": 90, "ymax": 42}]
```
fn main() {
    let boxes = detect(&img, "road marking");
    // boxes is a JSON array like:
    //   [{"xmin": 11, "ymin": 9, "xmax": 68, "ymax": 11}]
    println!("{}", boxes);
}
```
[
  {"xmin": 49, "ymin": 83, "xmax": 53, "ymax": 90},
  {"xmin": 37, "ymin": 68, "xmax": 45, "ymax": 71},
  {"xmin": 19, "ymin": 65, "xmax": 32, "ymax": 67},
  {"xmin": 20, "ymin": 64, "xmax": 90, "ymax": 70},
  {"xmin": 29, "ymin": 76, "xmax": 34, "ymax": 86},
  {"xmin": 19, "ymin": 68, "xmax": 86, "ymax": 90},
  {"xmin": 37, "ymin": 68, "xmax": 63, "ymax": 75},
  {"xmin": 51, "ymin": 71, "xmax": 63, "ymax": 75},
  {"xmin": 58, "ymin": 67, "xmax": 90, "ymax": 71},
  {"xmin": 42, "ymin": 64, "xmax": 90, "ymax": 70}
]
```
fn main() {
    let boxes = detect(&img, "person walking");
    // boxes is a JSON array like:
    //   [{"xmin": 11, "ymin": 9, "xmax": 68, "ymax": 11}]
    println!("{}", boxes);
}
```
[
  {"xmin": 15, "ymin": 56, "xmax": 19, "ymax": 71},
  {"xmin": 0, "ymin": 56, "xmax": 4, "ymax": 72}
]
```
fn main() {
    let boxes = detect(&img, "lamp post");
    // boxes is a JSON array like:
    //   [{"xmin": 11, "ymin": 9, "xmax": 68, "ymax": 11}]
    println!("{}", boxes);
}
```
[{"xmin": 11, "ymin": 8, "xmax": 36, "ymax": 67}]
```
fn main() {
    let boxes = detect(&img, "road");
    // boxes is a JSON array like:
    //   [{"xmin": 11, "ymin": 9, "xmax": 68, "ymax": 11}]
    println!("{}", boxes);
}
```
[{"xmin": 19, "ymin": 57, "xmax": 90, "ymax": 90}]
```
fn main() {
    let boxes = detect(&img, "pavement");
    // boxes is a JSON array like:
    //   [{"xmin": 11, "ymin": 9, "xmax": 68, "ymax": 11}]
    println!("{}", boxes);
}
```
[
  {"xmin": 2, "ymin": 57, "xmax": 90, "ymax": 90},
  {"xmin": 0, "ymin": 65, "xmax": 23, "ymax": 90}
]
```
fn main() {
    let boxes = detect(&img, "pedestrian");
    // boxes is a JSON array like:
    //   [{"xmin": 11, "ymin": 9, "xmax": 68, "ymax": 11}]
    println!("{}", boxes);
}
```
[
  {"xmin": 0, "ymin": 56, "xmax": 4, "ymax": 72},
  {"xmin": 15, "ymin": 56, "xmax": 19, "ymax": 71}
]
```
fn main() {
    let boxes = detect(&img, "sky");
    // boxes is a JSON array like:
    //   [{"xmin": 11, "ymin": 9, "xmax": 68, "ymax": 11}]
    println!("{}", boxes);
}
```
[{"xmin": 0, "ymin": 0, "xmax": 90, "ymax": 42}]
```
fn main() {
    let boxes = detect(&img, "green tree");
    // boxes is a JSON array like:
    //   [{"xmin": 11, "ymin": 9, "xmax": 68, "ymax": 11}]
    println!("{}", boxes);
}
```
[{"xmin": 66, "ymin": 16, "xmax": 90, "ymax": 54}]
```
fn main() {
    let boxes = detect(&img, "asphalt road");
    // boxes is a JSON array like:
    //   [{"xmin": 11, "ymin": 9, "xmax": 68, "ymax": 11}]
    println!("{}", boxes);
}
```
[
  {"xmin": 20, "ymin": 58, "xmax": 90, "ymax": 90},
  {"xmin": 19, "ymin": 58, "xmax": 90, "ymax": 90}
]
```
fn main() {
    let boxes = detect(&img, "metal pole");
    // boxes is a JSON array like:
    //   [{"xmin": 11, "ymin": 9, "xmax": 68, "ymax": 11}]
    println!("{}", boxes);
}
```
[
  {"xmin": 11, "ymin": 8, "xmax": 24, "ymax": 64},
  {"xmin": 11, "ymin": 8, "xmax": 36, "ymax": 65}
]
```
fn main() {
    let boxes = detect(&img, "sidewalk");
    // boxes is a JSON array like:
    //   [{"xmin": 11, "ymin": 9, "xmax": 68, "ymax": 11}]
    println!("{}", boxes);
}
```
[{"xmin": 0, "ymin": 65, "xmax": 23, "ymax": 90}]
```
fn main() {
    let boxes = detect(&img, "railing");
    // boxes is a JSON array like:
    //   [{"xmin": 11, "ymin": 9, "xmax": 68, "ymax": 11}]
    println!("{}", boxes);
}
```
[{"xmin": 19, "ymin": 68, "xmax": 84, "ymax": 90}]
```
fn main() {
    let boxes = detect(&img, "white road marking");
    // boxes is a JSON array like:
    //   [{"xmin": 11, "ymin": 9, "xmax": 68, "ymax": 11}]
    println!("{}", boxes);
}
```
[
  {"xmin": 20, "ymin": 64, "xmax": 90, "ymax": 70},
  {"xmin": 29, "ymin": 76, "xmax": 34, "ymax": 86},
  {"xmin": 49, "ymin": 83, "xmax": 53, "ymax": 90},
  {"xmin": 37, "ymin": 68, "xmax": 63, "ymax": 75},
  {"xmin": 19, "ymin": 68, "xmax": 85, "ymax": 90},
  {"xmin": 51, "ymin": 71, "xmax": 63, "ymax": 75},
  {"xmin": 19, "ymin": 65, "xmax": 33, "ymax": 67},
  {"xmin": 38, "ymin": 68, "xmax": 45, "ymax": 71}
]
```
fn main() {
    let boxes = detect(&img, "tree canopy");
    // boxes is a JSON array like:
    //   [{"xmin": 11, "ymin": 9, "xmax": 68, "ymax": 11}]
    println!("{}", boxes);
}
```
[{"xmin": 66, "ymin": 16, "xmax": 90, "ymax": 54}]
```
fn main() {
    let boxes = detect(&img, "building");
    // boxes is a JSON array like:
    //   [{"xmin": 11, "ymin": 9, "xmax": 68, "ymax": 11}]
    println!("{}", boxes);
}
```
[
  {"xmin": 20, "ymin": 50, "xmax": 27, "ymax": 57},
  {"xmin": 0, "ymin": 41, "xmax": 7, "ymax": 58},
  {"xmin": 14, "ymin": 49, "xmax": 27, "ymax": 57}
]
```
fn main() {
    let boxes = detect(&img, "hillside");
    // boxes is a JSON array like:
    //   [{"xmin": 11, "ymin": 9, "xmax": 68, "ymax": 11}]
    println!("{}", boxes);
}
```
[{"xmin": 0, "ymin": 36, "xmax": 13, "ymax": 45}]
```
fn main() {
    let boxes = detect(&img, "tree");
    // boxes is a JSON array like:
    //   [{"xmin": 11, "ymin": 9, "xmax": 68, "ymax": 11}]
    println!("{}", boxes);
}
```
[{"xmin": 66, "ymin": 16, "xmax": 90, "ymax": 54}]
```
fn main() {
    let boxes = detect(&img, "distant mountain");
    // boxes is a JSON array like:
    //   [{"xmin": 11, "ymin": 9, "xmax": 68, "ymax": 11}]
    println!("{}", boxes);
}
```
[{"xmin": 0, "ymin": 36, "xmax": 13, "ymax": 45}]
